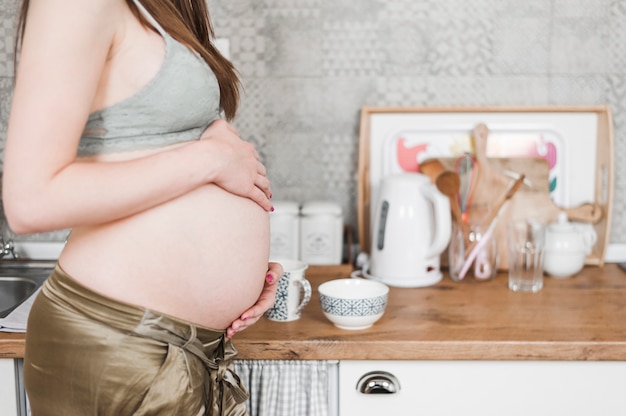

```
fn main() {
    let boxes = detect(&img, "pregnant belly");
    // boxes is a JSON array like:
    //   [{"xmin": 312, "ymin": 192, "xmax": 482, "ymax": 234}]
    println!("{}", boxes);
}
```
[{"xmin": 60, "ymin": 184, "xmax": 271, "ymax": 329}]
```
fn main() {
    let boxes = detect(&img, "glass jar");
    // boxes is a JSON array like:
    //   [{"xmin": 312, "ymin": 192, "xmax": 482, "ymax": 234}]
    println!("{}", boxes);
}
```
[{"xmin": 448, "ymin": 222, "xmax": 498, "ymax": 282}]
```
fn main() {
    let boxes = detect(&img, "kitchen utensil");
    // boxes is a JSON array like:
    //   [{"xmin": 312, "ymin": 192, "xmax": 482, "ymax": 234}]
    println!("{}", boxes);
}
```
[
  {"xmin": 473, "ymin": 237, "xmax": 496, "ymax": 279},
  {"xmin": 454, "ymin": 152, "xmax": 480, "ymax": 223},
  {"xmin": 369, "ymin": 173, "xmax": 451, "ymax": 287},
  {"xmin": 457, "ymin": 175, "xmax": 525, "ymax": 280},
  {"xmin": 435, "ymin": 171, "xmax": 470, "ymax": 244},
  {"xmin": 464, "ymin": 174, "xmax": 526, "ymax": 257},
  {"xmin": 418, "ymin": 158, "xmax": 446, "ymax": 183},
  {"xmin": 543, "ymin": 212, "xmax": 597, "ymax": 278},
  {"xmin": 419, "ymin": 159, "xmax": 470, "ymax": 244},
  {"xmin": 458, "ymin": 226, "xmax": 496, "ymax": 280},
  {"xmin": 467, "ymin": 124, "xmax": 510, "ymax": 220},
  {"xmin": 448, "ymin": 222, "xmax": 498, "ymax": 282},
  {"xmin": 318, "ymin": 277, "xmax": 389, "ymax": 330}
]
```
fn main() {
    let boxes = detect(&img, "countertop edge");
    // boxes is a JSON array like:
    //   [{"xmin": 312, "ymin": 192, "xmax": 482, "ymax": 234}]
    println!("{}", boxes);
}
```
[
  {"xmin": 0, "ymin": 333, "xmax": 25, "ymax": 358},
  {"xmin": 5, "ymin": 336, "xmax": 626, "ymax": 361},
  {"xmin": 234, "ymin": 339, "xmax": 626, "ymax": 361}
]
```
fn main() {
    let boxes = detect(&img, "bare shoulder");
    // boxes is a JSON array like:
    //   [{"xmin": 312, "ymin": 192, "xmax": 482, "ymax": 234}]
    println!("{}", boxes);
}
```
[
  {"xmin": 25, "ymin": 0, "xmax": 126, "ymax": 40},
  {"xmin": 28, "ymin": 0, "xmax": 126, "ymax": 13},
  {"xmin": 19, "ymin": 0, "xmax": 129, "ymax": 70}
]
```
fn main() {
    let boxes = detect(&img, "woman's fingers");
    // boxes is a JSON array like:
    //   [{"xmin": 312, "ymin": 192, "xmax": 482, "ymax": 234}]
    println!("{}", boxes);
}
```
[
  {"xmin": 257, "ymin": 161, "xmax": 267, "ymax": 176},
  {"xmin": 200, "ymin": 119, "xmax": 273, "ymax": 210},
  {"xmin": 226, "ymin": 263, "xmax": 282, "ymax": 338}
]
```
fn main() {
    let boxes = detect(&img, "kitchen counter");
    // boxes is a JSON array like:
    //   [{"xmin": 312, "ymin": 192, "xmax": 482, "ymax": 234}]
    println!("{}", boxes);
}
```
[{"xmin": 2, "ymin": 264, "xmax": 626, "ymax": 360}]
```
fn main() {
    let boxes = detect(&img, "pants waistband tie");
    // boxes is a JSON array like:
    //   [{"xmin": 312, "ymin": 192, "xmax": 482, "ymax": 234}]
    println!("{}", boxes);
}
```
[{"xmin": 133, "ymin": 310, "xmax": 249, "ymax": 413}]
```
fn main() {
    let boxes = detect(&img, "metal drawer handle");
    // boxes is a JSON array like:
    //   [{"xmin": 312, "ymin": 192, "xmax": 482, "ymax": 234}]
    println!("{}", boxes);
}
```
[{"xmin": 356, "ymin": 371, "xmax": 401, "ymax": 394}]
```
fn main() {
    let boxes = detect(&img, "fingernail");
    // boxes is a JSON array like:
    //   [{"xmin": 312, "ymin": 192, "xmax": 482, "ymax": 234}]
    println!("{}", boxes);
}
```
[
  {"xmin": 269, "ymin": 193, "xmax": 273, "ymax": 199},
  {"xmin": 242, "ymin": 316, "xmax": 248, "ymax": 321},
  {"xmin": 271, "ymin": 206, "xmax": 275, "ymax": 212},
  {"xmin": 266, "ymin": 274, "xmax": 274, "ymax": 283}
]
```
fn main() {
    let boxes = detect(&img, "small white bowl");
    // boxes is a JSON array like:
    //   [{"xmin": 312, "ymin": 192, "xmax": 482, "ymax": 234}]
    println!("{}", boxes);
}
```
[{"xmin": 318, "ymin": 278, "xmax": 389, "ymax": 330}]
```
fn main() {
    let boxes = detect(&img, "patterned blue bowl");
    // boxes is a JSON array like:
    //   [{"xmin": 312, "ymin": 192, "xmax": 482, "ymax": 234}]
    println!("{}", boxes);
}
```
[{"xmin": 318, "ymin": 278, "xmax": 389, "ymax": 330}]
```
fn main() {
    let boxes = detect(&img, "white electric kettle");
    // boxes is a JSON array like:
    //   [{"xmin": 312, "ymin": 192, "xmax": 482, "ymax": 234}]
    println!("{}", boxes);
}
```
[{"xmin": 369, "ymin": 173, "xmax": 451, "ymax": 287}]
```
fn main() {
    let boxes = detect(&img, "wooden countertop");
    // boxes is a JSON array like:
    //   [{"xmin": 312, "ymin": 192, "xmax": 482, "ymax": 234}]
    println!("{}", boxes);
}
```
[{"xmin": 2, "ymin": 264, "xmax": 626, "ymax": 360}]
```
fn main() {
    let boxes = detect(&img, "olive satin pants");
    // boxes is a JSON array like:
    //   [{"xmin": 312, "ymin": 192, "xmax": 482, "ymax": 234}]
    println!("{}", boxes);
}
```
[{"xmin": 24, "ymin": 265, "xmax": 249, "ymax": 416}]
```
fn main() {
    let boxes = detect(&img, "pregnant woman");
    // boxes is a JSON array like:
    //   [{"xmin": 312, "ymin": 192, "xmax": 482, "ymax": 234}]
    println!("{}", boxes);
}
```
[{"xmin": 2, "ymin": 0, "xmax": 282, "ymax": 414}]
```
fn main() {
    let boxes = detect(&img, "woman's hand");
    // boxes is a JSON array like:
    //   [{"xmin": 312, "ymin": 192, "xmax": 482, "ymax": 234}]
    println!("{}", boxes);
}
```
[
  {"xmin": 226, "ymin": 261, "xmax": 283, "ymax": 339},
  {"xmin": 200, "ymin": 119, "xmax": 273, "ymax": 211}
]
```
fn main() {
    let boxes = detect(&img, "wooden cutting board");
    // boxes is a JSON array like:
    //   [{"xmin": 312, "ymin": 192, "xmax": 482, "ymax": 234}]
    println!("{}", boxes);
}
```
[{"xmin": 439, "ymin": 124, "xmax": 604, "ymax": 270}]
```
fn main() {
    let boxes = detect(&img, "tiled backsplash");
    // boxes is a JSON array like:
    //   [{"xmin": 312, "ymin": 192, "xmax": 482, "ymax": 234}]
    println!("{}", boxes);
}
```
[{"xmin": 1, "ymin": 0, "xmax": 626, "ymax": 251}]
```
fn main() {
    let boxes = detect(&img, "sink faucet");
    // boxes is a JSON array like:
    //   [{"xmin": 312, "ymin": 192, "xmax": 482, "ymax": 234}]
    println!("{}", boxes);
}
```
[{"xmin": 0, "ymin": 236, "xmax": 18, "ymax": 260}]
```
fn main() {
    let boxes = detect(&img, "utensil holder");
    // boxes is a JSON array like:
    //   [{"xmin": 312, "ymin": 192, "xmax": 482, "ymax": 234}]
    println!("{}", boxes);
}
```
[{"xmin": 448, "ymin": 222, "xmax": 498, "ymax": 282}]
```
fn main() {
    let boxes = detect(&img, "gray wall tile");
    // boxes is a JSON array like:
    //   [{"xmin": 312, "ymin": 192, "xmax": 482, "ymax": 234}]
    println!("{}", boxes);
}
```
[
  {"xmin": 265, "ymin": 14, "xmax": 323, "ymax": 77},
  {"xmin": 549, "ymin": 76, "xmax": 608, "ymax": 104},
  {"xmin": 366, "ymin": 76, "xmax": 429, "ymax": 107},
  {"xmin": 0, "ymin": 76, "xmax": 12, "ymax": 162},
  {"xmin": 608, "ymin": 0, "xmax": 626, "ymax": 74},
  {"xmin": 262, "ymin": 77, "xmax": 323, "ymax": 133},
  {"xmin": 322, "ymin": 20, "xmax": 383, "ymax": 77},
  {"xmin": 491, "ymin": 17, "xmax": 551, "ymax": 75},
  {"xmin": 553, "ymin": 0, "xmax": 609, "ymax": 19},
  {"xmin": 550, "ymin": 17, "xmax": 608, "ymax": 74},
  {"xmin": 0, "ymin": 1, "xmax": 17, "ymax": 77}
]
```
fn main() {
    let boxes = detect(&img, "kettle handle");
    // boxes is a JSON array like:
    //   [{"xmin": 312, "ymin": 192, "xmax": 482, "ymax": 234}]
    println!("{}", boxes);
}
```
[{"xmin": 422, "ymin": 183, "xmax": 452, "ymax": 258}]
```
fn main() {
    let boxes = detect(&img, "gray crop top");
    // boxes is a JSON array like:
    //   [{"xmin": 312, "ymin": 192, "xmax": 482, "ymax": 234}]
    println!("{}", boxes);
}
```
[{"xmin": 78, "ymin": 0, "xmax": 221, "ymax": 157}]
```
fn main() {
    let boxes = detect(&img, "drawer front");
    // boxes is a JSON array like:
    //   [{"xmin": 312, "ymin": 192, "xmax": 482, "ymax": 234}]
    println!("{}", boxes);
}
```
[{"xmin": 339, "ymin": 360, "xmax": 626, "ymax": 416}]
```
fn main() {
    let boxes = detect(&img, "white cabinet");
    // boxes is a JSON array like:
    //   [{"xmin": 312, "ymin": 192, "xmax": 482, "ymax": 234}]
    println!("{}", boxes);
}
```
[
  {"xmin": 0, "ymin": 359, "xmax": 18, "ymax": 416},
  {"xmin": 339, "ymin": 360, "xmax": 626, "ymax": 416}
]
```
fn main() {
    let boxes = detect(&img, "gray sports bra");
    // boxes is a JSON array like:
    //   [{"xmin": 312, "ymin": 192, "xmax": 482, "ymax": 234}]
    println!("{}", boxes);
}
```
[{"xmin": 78, "ymin": 0, "xmax": 221, "ymax": 157}]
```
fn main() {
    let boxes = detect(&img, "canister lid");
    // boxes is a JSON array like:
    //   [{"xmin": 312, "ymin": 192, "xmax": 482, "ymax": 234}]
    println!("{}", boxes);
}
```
[
  {"xmin": 271, "ymin": 200, "xmax": 300, "ymax": 215},
  {"xmin": 301, "ymin": 200, "xmax": 342, "ymax": 216},
  {"xmin": 547, "ymin": 212, "xmax": 574, "ymax": 233}
]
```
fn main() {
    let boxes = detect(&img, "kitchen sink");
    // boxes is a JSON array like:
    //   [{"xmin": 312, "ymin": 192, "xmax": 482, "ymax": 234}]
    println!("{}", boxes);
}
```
[
  {"xmin": 0, "ymin": 261, "xmax": 54, "ymax": 318},
  {"xmin": 0, "ymin": 277, "xmax": 38, "ymax": 317}
]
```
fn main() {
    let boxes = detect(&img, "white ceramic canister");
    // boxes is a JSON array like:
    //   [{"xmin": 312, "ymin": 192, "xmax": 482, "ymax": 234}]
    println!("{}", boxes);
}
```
[
  {"xmin": 300, "ymin": 201, "xmax": 344, "ymax": 265},
  {"xmin": 269, "ymin": 200, "xmax": 301, "ymax": 261}
]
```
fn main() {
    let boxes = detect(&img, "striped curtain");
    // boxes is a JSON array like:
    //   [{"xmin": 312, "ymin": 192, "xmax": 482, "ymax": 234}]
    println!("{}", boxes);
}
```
[{"xmin": 234, "ymin": 360, "xmax": 336, "ymax": 416}]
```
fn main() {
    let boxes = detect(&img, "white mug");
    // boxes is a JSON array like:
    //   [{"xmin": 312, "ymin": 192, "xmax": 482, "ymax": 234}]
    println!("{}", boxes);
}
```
[{"xmin": 265, "ymin": 259, "xmax": 311, "ymax": 322}]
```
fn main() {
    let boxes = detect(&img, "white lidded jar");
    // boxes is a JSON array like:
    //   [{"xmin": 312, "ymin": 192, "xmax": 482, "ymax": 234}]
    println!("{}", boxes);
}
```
[
  {"xmin": 300, "ymin": 201, "xmax": 343, "ymax": 265},
  {"xmin": 543, "ymin": 212, "xmax": 597, "ymax": 278},
  {"xmin": 269, "ymin": 200, "xmax": 301, "ymax": 261}
]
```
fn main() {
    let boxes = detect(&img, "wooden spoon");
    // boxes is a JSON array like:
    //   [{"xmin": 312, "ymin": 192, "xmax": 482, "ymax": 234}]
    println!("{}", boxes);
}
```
[
  {"xmin": 435, "ymin": 171, "xmax": 470, "ymax": 244},
  {"xmin": 419, "ymin": 158, "xmax": 446, "ymax": 183},
  {"xmin": 419, "ymin": 159, "xmax": 471, "ymax": 242}
]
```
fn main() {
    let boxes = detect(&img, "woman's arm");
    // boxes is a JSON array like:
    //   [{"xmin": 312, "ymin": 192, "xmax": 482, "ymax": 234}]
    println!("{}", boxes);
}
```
[{"xmin": 2, "ymin": 0, "xmax": 271, "ymax": 234}]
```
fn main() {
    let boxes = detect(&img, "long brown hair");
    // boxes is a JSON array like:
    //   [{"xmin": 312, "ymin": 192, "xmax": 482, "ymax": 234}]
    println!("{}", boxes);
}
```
[{"xmin": 15, "ymin": 0, "xmax": 241, "ymax": 120}]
